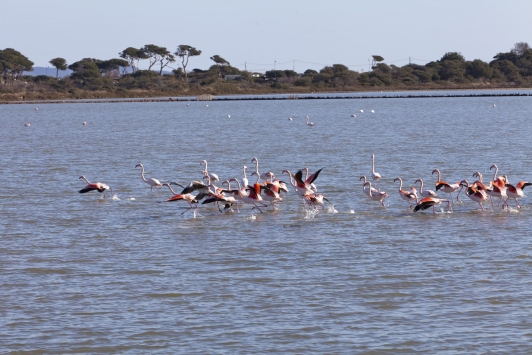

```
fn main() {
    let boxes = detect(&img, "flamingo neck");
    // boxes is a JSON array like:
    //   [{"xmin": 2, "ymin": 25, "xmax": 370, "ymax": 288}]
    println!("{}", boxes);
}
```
[
  {"xmin": 285, "ymin": 171, "xmax": 296, "ymax": 187},
  {"xmin": 165, "ymin": 184, "xmax": 178, "ymax": 195},
  {"xmin": 140, "ymin": 166, "xmax": 147, "ymax": 182}
]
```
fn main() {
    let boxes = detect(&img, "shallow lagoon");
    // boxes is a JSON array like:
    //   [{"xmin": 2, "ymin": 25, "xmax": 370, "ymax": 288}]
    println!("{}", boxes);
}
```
[{"xmin": 2, "ymin": 91, "xmax": 532, "ymax": 353}]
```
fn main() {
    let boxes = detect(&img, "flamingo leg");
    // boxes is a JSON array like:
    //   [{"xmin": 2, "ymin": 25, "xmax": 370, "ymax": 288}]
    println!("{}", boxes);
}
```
[
  {"xmin": 181, "ymin": 206, "xmax": 193, "ymax": 215},
  {"xmin": 251, "ymin": 204, "xmax": 263, "ymax": 213},
  {"xmin": 502, "ymin": 197, "xmax": 509, "ymax": 209},
  {"xmin": 490, "ymin": 196, "xmax": 494, "ymax": 209}
]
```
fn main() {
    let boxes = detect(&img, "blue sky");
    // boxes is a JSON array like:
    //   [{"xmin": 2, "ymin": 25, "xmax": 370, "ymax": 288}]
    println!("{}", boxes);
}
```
[{"xmin": 2, "ymin": 0, "xmax": 531, "ymax": 72}]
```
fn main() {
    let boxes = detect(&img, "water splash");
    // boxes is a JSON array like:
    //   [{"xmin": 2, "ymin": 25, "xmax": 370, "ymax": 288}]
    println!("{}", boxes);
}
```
[
  {"xmin": 111, "ymin": 194, "xmax": 120, "ymax": 201},
  {"xmin": 349, "ymin": 209, "xmax": 355, "ymax": 214},
  {"xmin": 245, "ymin": 214, "xmax": 257, "ymax": 220},
  {"xmin": 325, "ymin": 205, "xmax": 338, "ymax": 213},
  {"xmin": 304, "ymin": 208, "xmax": 320, "ymax": 219}
]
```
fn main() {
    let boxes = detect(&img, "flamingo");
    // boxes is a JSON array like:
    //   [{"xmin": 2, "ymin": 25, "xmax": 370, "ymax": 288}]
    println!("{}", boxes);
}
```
[
  {"xmin": 350, "ymin": 114, "xmax": 356, "ymax": 117},
  {"xmin": 503, "ymin": 175, "xmax": 531, "ymax": 209},
  {"xmin": 364, "ymin": 181, "xmax": 388, "ymax": 206},
  {"xmin": 472, "ymin": 171, "xmax": 497, "ymax": 207},
  {"xmin": 413, "ymin": 197, "xmax": 451, "ymax": 214},
  {"xmin": 229, "ymin": 178, "xmax": 266, "ymax": 213},
  {"xmin": 303, "ymin": 193, "xmax": 331, "ymax": 210},
  {"xmin": 24, "ymin": 122, "xmax": 30, "ymax": 127},
  {"xmin": 302, "ymin": 168, "xmax": 318, "ymax": 192},
  {"xmin": 360, "ymin": 176, "xmax": 378, "ymax": 198},
  {"xmin": 432, "ymin": 169, "xmax": 461, "ymax": 202},
  {"xmin": 460, "ymin": 180, "xmax": 489, "ymax": 211},
  {"xmin": 264, "ymin": 172, "xmax": 289, "ymax": 194},
  {"xmin": 254, "ymin": 175, "xmax": 283, "ymax": 209},
  {"xmin": 222, "ymin": 180, "xmax": 240, "ymax": 212},
  {"xmin": 295, "ymin": 169, "xmax": 323, "ymax": 195},
  {"xmin": 306, "ymin": 116, "xmax": 315, "ymax": 126},
  {"xmin": 161, "ymin": 183, "xmax": 199, "ymax": 215},
  {"xmin": 488, "ymin": 164, "xmax": 508, "ymax": 207},
  {"xmin": 202, "ymin": 192, "xmax": 235, "ymax": 212},
  {"xmin": 471, "ymin": 172, "xmax": 489, "ymax": 190},
  {"xmin": 78, "ymin": 176, "xmax": 112, "ymax": 198},
  {"xmin": 200, "ymin": 160, "xmax": 219, "ymax": 184},
  {"xmin": 227, "ymin": 177, "xmax": 249, "ymax": 200},
  {"xmin": 241, "ymin": 165, "xmax": 249, "ymax": 190},
  {"xmin": 135, "ymin": 163, "xmax": 162, "ymax": 193},
  {"xmin": 394, "ymin": 177, "xmax": 418, "ymax": 207},
  {"xmin": 251, "ymin": 157, "xmax": 271, "ymax": 181},
  {"xmin": 179, "ymin": 178, "xmax": 214, "ymax": 202},
  {"xmin": 415, "ymin": 178, "xmax": 438, "ymax": 198},
  {"xmin": 371, "ymin": 154, "xmax": 381, "ymax": 188},
  {"xmin": 282, "ymin": 169, "xmax": 315, "ymax": 202}
]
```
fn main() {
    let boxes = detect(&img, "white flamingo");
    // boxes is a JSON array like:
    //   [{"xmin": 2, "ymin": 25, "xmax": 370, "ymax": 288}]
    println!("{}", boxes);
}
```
[
  {"xmin": 364, "ymin": 181, "xmax": 387, "ymax": 206},
  {"xmin": 415, "ymin": 178, "xmax": 438, "ymax": 198},
  {"xmin": 135, "ymin": 163, "xmax": 162, "ymax": 193}
]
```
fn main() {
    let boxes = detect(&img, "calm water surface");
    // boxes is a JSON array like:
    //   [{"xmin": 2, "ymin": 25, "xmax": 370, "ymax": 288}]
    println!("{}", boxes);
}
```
[{"xmin": 1, "ymin": 92, "xmax": 532, "ymax": 354}]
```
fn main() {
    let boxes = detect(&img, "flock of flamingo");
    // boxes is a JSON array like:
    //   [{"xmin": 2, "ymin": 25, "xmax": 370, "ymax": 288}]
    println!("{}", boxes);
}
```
[
  {"xmin": 362, "ymin": 155, "xmax": 531, "ymax": 214},
  {"xmin": 78, "ymin": 155, "xmax": 530, "ymax": 216}
]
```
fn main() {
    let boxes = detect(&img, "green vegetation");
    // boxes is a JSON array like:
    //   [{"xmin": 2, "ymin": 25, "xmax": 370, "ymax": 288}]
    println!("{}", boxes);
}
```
[{"xmin": 1, "ymin": 42, "xmax": 532, "ymax": 101}]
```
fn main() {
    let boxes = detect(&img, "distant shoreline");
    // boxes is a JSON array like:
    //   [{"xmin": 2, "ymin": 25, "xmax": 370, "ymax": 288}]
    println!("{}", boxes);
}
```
[{"xmin": 1, "ymin": 88, "xmax": 531, "ymax": 105}]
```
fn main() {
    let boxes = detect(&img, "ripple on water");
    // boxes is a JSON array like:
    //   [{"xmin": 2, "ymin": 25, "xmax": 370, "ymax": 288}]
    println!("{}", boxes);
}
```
[{"xmin": 1, "ymin": 94, "xmax": 532, "ymax": 353}]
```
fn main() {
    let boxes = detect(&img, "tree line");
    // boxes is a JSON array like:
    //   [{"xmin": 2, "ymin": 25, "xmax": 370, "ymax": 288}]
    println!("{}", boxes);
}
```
[{"xmin": 1, "ymin": 42, "xmax": 531, "ymax": 99}]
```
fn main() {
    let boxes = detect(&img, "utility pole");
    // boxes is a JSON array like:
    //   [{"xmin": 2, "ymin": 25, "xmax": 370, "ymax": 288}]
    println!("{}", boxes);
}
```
[
  {"xmin": 245, "ymin": 62, "xmax": 247, "ymax": 71},
  {"xmin": 293, "ymin": 60, "xmax": 295, "ymax": 72},
  {"xmin": 409, "ymin": 56, "xmax": 411, "ymax": 65},
  {"xmin": 368, "ymin": 58, "xmax": 370, "ymax": 72},
  {"xmin": 274, "ymin": 60, "xmax": 277, "ymax": 83}
]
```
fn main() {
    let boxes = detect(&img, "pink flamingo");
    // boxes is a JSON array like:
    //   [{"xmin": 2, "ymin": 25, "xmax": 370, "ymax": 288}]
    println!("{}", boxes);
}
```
[
  {"xmin": 79, "ymin": 176, "xmax": 112, "ymax": 198},
  {"xmin": 394, "ymin": 177, "xmax": 418, "ymax": 207},
  {"xmin": 162, "ymin": 183, "xmax": 199, "ymax": 215},
  {"xmin": 414, "ymin": 197, "xmax": 451, "ymax": 214}
]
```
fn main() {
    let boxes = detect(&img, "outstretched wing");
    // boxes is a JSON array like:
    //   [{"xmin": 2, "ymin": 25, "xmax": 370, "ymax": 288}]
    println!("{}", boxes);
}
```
[
  {"xmin": 79, "ymin": 184, "xmax": 101, "ymax": 193},
  {"xmin": 306, "ymin": 168, "xmax": 324, "ymax": 185},
  {"xmin": 181, "ymin": 180, "xmax": 207, "ymax": 194}
]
